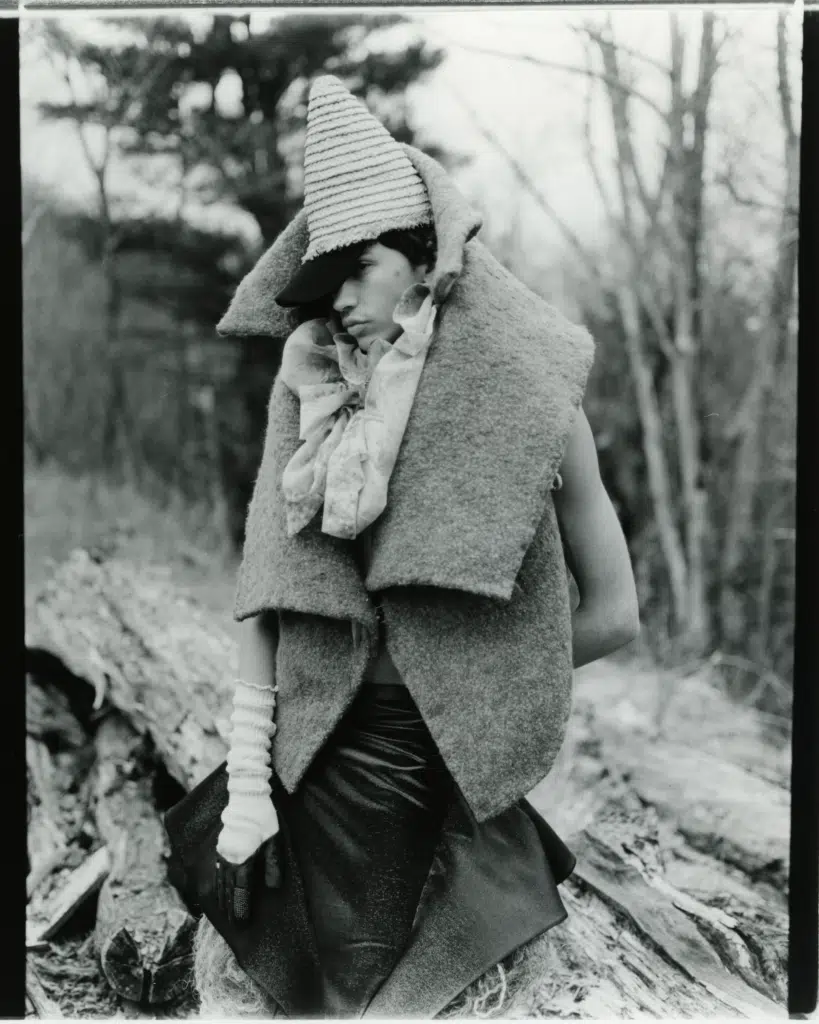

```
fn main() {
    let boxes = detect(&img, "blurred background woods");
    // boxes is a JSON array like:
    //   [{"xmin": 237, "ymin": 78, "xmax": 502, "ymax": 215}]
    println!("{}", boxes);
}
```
[{"xmin": 22, "ymin": 10, "xmax": 799, "ymax": 731}]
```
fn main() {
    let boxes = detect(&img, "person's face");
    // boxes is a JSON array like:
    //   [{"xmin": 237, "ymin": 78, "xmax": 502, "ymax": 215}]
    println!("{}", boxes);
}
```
[{"xmin": 331, "ymin": 242, "xmax": 428, "ymax": 351}]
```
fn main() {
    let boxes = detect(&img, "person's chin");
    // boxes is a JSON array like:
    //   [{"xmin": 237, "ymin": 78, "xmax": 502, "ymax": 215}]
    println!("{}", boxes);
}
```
[{"xmin": 347, "ymin": 323, "xmax": 376, "ymax": 350}]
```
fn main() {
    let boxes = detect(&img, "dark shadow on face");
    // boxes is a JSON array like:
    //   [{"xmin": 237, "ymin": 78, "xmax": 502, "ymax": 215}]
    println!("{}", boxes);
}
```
[
  {"xmin": 293, "ymin": 225, "xmax": 438, "ymax": 344},
  {"xmin": 295, "ymin": 297, "xmax": 342, "ymax": 335}
]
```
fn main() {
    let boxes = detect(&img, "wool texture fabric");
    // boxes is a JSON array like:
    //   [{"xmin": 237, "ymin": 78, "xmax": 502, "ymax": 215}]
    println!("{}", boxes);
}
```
[
  {"xmin": 217, "ymin": 145, "xmax": 596, "ymax": 824},
  {"xmin": 301, "ymin": 75, "xmax": 432, "ymax": 262},
  {"xmin": 279, "ymin": 287, "xmax": 437, "ymax": 540},
  {"xmin": 217, "ymin": 678, "xmax": 279, "ymax": 864}
]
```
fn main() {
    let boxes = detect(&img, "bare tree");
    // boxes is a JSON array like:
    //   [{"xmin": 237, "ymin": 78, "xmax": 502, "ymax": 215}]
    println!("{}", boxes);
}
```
[
  {"xmin": 446, "ymin": 13, "xmax": 798, "ymax": 681},
  {"xmin": 37, "ymin": 22, "xmax": 171, "ymax": 477},
  {"xmin": 456, "ymin": 16, "xmax": 721, "ymax": 653},
  {"xmin": 719, "ymin": 12, "xmax": 799, "ymax": 656}
]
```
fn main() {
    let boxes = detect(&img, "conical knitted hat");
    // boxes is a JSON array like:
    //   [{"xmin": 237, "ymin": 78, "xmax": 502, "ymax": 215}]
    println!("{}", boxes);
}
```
[{"xmin": 301, "ymin": 75, "xmax": 433, "ymax": 262}]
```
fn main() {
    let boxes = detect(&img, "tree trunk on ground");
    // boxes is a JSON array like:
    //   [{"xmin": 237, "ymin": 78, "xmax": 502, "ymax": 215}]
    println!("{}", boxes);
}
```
[
  {"xmin": 27, "ymin": 961, "xmax": 65, "ymax": 1019},
  {"xmin": 27, "ymin": 548, "xmax": 233, "ymax": 791},
  {"xmin": 27, "ymin": 548, "xmax": 788, "ymax": 1017},
  {"xmin": 30, "ymin": 847, "xmax": 112, "ymax": 944},
  {"xmin": 92, "ymin": 712, "xmax": 196, "ymax": 1005}
]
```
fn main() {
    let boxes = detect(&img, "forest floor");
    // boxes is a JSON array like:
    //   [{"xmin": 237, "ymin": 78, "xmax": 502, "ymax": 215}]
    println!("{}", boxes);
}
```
[{"xmin": 24, "ymin": 461, "xmax": 793, "ymax": 1019}]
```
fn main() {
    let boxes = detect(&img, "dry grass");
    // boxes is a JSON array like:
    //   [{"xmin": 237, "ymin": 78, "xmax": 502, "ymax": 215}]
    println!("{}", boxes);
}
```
[
  {"xmin": 25, "ymin": 458, "xmax": 238, "ymax": 616},
  {"xmin": 193, "ymin": 916, "xmax": 281, "ymax": 1019},
  {"xmin": 437, "ymin": 928, "xmax": 574, "ymax": 1019}
]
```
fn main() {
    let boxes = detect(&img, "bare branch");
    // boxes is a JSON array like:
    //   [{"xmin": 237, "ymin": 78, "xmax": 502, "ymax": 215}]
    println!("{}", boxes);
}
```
[
  {"xmin": 715, "ymin": 172, "xmax": 796, "ymax": 215},
  {"xmin": 443, "ymin": 80, "xmax": 602, "ymax": 283},
  {"xmin": 776, "ymin": 13, "xmax": 796, "ymax": 144},
  {"xmin": 432, "ymin": 34, "xmax": 668, "ymax": 119},
  {"xmin": 637, "ymin": 285, "xmax": 675, "ymax": 359},
  {"xmin": 591, "ymin": 31, "xmax": 656, "ymax": 226},
  {"xmin": 692, "ymin": 13, "xmax": 719, "ymax": 147},
  {"xmin": 616, "ymin": 282, "xmax": 690, "ymax": 628},
  {"xmin": 42, "ymin": 33, "xmax": 111, "ymax": 182},
  {"xmin": 577, "ymin": 38, "xmax": 674, "ymax": 353},
  {"xmin": 668, "ymin": 13, "xmax": 686, "ymax": 156},
  {"xmin": 580, "ymin": 58, "xmax": 616, "ymax": 229},
  {"xmin": 711, "ymin": 652, "xmax": 790, "ymax": 702},
  {"xmin": 574, "ymin": 28, "xmax": 677, "ymax": 358},
  {"xmin": 575, "ymin": 22, "xmax": 671, "ymax": 76}
]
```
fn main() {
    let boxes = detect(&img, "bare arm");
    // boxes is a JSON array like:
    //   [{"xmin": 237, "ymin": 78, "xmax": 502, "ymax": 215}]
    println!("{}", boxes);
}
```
[
  {"xmin": 237, "ymin": 610, "xmax": 279, "ymax": 687},
  {"xmin": 553, "ymin": 409, "xmax": 640, "ymax": 669}
]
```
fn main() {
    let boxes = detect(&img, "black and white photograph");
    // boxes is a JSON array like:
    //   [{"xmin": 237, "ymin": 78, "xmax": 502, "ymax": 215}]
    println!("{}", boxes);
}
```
[{"xmin": 22, "ymin": 6, "xmax": 803, "ymax": 1019}]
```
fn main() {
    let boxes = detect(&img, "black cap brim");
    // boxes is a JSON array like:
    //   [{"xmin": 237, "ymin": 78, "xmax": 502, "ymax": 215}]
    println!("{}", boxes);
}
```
[{"xmin": 275, "ymin": 241, "xmax": 369, "ymax": 308}]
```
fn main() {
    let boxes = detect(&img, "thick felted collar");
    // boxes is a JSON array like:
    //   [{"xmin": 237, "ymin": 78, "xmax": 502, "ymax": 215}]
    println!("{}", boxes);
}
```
[{"xmin": 226, "ymin": 146, "xmax": 595, "ymax": 624}]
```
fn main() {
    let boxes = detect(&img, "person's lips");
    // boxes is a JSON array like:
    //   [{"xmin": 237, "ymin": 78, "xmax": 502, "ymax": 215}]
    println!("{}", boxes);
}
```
[{"xmin": 343, "ymin": 320, "xmax": 368, "ymax": 334}]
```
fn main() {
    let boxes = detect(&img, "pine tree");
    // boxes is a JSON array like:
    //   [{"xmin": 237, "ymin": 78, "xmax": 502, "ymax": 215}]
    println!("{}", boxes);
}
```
[{"xmin": 35, "ymin": 14, "xmax": 445, "ymax": 543}]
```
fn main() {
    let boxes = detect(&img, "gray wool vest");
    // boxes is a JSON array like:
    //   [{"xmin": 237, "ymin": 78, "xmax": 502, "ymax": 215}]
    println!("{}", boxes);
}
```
[{"xmin": 218, "ymin": 145, "xmax": 595, "ymax": 823}]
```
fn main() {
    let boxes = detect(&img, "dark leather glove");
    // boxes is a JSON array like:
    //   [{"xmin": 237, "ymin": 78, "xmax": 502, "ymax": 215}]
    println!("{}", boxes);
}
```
[{"xmin": 213, "ymin": 831, "xmax": 283, "ymax": 927}]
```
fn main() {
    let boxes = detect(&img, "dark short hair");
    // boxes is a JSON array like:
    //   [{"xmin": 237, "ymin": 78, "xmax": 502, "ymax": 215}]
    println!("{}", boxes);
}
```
[
  {"xmin": 294, "ymin": 224, "xmax": 437, "ymax": 324},
  {"xmin": 377, "ymin": 225, "xmax": 437, "ymax": 270}
]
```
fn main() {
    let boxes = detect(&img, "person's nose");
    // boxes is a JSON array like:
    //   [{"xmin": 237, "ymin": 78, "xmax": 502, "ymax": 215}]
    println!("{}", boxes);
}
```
[{"xmin": 332, "ymin": 277, "xmax": 358, "ymax": 317}]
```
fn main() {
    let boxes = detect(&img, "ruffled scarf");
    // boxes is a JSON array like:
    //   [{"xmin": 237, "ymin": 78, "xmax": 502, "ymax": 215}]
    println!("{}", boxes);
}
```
[{"xmin": 278, "ymin": 286, "xmax": 437, "ymax": 540}]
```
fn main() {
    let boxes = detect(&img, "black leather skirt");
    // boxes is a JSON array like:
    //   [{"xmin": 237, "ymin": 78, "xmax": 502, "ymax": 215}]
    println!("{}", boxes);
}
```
[{"xmin": 164, "ymin": 683, "xmax": 575, "ymax": 1019}]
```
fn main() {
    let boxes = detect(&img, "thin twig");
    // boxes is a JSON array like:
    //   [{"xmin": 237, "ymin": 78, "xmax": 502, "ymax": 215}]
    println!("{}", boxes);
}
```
[
  {"xmin": 711, "ymin": 651, "xmax": 790, "ymax": 702},
  {"xmin": 432, "ymin": 34, "xmax": 668, "ymax": 119},
  {"xmin": 715, "ymin": 172, "xmax": 795, "ymax": 215},
  {"xmin": 575, "ymin": 22, "xmax": 671, "ymax": 75},
  {"xmin": 443, "ymin": 79, "xmax": 602, "ymax": 284}
]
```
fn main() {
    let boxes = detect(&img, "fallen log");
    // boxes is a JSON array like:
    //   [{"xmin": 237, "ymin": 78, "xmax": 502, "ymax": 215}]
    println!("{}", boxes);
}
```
[
  {"xmin": 603, "ymin": 740, "xmax": 788, "ymax": 887},
  {"xmin": 29, "ymin": 846, "xmax": 111, "ymax": 943},
  {"xmin": 26, "ymin": 961, "xmax": 64, "ymax": 1019},
  {"xmin": 29, "ymin": 549, "xmax": 789, "ymax": 1017},
  {"xmin": 520, "ymin": 754, "xmax": 786, "ymax": 1019},
  {"xmin": 92, "ymin": 712, "xmax": 196, "ymax": 1005},
  {"xmin": 27, "ymin": 671, "xmax": 87, "ymax": 750},
  {"xmin": 26, "ymin": 658, "xmax": 101, "ymax": 907},
  {"xmin": 568, "ymin": 820, "xmax": 780, "ymax": 1015},
  {"xmin": 26, "ymin": 932, "xmax": 51, "ymax": 953},
  {"xmin": 27, "ymin": 846, "xmax": 72, "ymax": 902},
  {"xmin": 28, "ymin": 549, "xmax": 231, "ymax": 790},
  {"xmin": 27, "ymin": 737, "xmax": 68, "ymax": 856},
  {"xmin": 572, "ymin": 663, "xmax": 790, "ymax": 890}
]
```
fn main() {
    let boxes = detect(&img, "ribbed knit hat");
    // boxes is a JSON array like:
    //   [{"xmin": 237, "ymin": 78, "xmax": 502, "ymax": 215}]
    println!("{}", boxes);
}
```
[{"xmin": 301, "ymin": 75, "xmax": 433, "ymax": 262}]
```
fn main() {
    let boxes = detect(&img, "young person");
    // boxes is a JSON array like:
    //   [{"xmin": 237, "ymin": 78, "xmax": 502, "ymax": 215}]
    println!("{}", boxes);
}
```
[{"xmin": 165, "ymin": 74, "xmax": 639, "ymax": 1019}]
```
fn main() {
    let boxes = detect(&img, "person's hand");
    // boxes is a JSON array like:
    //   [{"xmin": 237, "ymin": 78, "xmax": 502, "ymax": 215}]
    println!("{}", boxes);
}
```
[{"xmin": 214, "ymin": 799, "xmax": 282, "ymax": 926}]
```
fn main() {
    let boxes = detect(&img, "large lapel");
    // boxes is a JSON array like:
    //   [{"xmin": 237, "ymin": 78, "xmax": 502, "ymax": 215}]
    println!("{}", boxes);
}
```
[
  {"xmin": 233, "ymin": 374, "xmax": 376, "ymax": 627},
  {"xmin": 362, "ymin": 787, "xmax": 569, "ymax": 1019},
  {"xmin": 224, "ymin": 145, "xmax": 595, "ymax": 621},
  {"xmin": 365, "ymin": 238, "xmax": 594, "ymax": 602}
]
